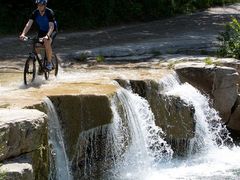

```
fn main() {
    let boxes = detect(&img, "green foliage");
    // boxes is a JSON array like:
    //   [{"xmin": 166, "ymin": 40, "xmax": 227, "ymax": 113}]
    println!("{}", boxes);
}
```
[
  {"xmin": 0, "ymin": 0, "xmax": 240, "ymax": 34},
  {"xmin": 96, "ymin": 55, "xmax": 105, "ymax": 63},
  {"xmin": 204, "ymin": 57, "xmax": 213, "ymax": 65},
  {"xmin": 204, "ymin": 57, "xmax": 222, "ymax": 66},
  {"xmin": 218, "ymin": 17, "xmax": 240, "ymax": 59},
  {"xmin": 0, "ymin": 168, "xmax": 6, "ymax": 180}
]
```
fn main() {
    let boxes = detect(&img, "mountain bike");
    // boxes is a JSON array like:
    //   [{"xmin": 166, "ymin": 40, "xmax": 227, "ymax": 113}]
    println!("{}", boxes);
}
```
[{"xmin": 23, "ymin": 37, "xmax": 59, "ymax": 85}]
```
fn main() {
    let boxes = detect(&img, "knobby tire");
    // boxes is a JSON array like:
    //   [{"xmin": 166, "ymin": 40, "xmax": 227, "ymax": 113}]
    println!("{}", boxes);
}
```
[
  {"xmin": 24, "ymin": 57, "xmax": 36, "ymax": 85},
  {"xmin": 52, "ymin": 54, "xmax": 59, "ymax": 76}
]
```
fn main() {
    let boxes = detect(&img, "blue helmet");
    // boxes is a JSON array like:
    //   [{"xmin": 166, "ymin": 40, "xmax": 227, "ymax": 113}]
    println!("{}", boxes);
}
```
[{"xmin": 35, "ymin": 0, "xmax": 47, "ymax": 5}]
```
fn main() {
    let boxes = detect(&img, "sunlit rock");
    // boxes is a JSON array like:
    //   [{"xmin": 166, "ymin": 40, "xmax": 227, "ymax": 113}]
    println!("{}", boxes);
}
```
[
  {"xmin": 0, "ymin": 109, "xmax": 47, "ymax": 161},
  {"xmin": 217, "ymin": 58, "xmax": 240, "ymax": 84},
  {"xmin": 0, "ymin": 156, "xmax": 33, "ymax": 180},
  {"xmin": 0, "ymin": 109, "xmax": 48, "ymax": 179},
  {"xmin": 175, "ymin": 63, "xmax": 239, "ymax": 123}
]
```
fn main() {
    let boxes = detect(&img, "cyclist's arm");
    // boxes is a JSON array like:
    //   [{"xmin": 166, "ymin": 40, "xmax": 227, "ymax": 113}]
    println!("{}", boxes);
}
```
[
  {"xmin": 20, "ymin": 19, "xmax": 34, "ymax": 38},
  {"xmin": 46, "ymin": 22, "xmax": 54, "ymax": 38}
]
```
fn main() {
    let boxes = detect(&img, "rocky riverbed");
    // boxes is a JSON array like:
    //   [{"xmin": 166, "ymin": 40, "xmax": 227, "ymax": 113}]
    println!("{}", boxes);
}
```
[{"xmin": 0, "ymin": 3, "xmax": 240, "ymax": 180}]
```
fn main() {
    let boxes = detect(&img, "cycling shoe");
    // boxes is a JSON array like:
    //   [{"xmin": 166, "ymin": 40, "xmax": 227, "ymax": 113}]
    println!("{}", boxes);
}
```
[{"xmin": 46, "ymin": 62, "xmax": 53, "ymax": 71}]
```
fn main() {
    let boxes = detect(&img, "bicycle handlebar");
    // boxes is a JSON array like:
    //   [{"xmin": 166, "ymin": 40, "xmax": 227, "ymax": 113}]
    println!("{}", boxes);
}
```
[{"xmin": 21, "ymin": 36, "xmax": 44, "ymax": 43}]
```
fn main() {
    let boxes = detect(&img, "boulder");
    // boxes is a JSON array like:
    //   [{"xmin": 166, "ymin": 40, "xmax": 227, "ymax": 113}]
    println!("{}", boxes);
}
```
[
  {"xmin": 218, "ymin": 58, "xmax": 240, "ymax": 85},
  {"xmin": 48, "ymin": 95, "xmax": 114, "ymax": 179},
  {"xmin": 175, "ymin": 63, "xmax": 239, "ymax": 123},
  {"xmin": 0, "ymin": 154, "xmax": 33, "ymax": 180},
  {"xmin": 128, "ymin": 79, "xmax": 195, "ymax": 156},
  {"xmin": 228, "ymin": 95, "xmax": 240, "ymax": 132},
  {"xmin": 0, "ymin": 109, "xmax": 47, "ymax": 161}
]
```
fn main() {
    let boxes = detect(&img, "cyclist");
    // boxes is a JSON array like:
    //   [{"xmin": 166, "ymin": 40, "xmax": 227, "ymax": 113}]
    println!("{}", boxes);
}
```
[{"xmin": 20, "ymin": 0, "xmax": 57, "ymax": 70}]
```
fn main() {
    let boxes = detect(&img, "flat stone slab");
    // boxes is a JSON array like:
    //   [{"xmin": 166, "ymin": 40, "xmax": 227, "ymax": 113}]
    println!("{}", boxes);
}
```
[
  {"xmin": 0, "ymin": 162, "xmax": 33, "ymax": 180},
  {"xmin": 0, "ymin": 109, "xmax": 47, "ymax": 161},
  {"xmin": 0, "ymin": 64, "xmax": 172, "ymax": 108},
  {"xmin": 0, "ymin": 155, "xmax": 34, "ymax": 180}
]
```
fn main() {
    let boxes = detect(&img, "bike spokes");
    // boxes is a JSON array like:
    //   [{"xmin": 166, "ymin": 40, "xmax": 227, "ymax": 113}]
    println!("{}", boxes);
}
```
[{"xmin": 24, "ymin": 57, "xmax": 36, "ymax": 85}]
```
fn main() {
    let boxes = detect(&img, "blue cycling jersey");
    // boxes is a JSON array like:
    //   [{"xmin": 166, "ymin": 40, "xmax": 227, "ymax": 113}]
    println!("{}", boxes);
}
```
[{"xmin": 30, "ymin": 7, "xmax": 57, "ymax": 33}]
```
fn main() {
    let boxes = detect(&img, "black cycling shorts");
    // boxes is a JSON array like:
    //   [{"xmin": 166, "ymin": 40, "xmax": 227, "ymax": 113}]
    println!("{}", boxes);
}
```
[{"xmin": 37, "ymin": 30, "xmax": 57, "ymax": 44}]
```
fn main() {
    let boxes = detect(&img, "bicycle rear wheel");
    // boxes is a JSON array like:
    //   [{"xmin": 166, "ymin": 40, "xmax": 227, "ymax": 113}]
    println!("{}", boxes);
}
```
[
  {"xmin": 52, "ymin": 54, "xmax": 59, "ymax": 76},
  {"xmin": 42, "ymin": 58, "xmax": 50, "ymax": 80},
  {"xmin": 24, "ymin": 57, "xmax": 36, "ymax": 85}
]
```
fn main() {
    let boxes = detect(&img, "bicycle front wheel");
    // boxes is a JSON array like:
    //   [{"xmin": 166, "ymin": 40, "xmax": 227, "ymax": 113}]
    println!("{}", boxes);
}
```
[
  {"xmin": 24, "ymin": 57, "xmax": 36, "ymax": 85},
  {"xmin": 52, "ymin": 54, "xmax": 59, "ymax": 76},
  {"xmin": 44, "ymin": 71, "xmax": 50, "ymax": 80}
]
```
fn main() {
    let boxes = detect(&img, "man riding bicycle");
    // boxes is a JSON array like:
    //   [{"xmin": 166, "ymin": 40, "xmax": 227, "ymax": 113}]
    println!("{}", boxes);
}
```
[{"xmin": 20, "ymin": 0, "xmax": 57, "ymax": 70}]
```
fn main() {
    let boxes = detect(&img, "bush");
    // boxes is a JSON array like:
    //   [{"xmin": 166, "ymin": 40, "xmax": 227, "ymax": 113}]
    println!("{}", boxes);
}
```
[
  {"xmin": 96, "ymin": 55, "xmax": 105, "ymax": 63},
  {"xmin": 1, "ymin": 0, "xmax": 240, "ymax": 35},
  {"xmin": 204, "ymin": 57, "xmax": 213, "ymax": 65},
  {"xmin": 218, "ymin": 17, "xmax": 240, "ymax": 59}
]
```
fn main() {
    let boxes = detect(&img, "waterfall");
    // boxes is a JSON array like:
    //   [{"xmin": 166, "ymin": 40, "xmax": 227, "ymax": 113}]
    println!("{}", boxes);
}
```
[
  {"xmin": 43, "ymin": 97, "xmax": 72, "ymax": 180},
  {"xmin": 159, "ymin": 73, "xmax": 232, "ymax": 154},
  {"xmin": 116, "ymin": 88, "xmax": 173, "ymax": 161},
  {"xmin": 70, "ymin": 88, "xmax": 173, "ymax": 179},
  {"xmin": 129, "ymin": 73, "xmax": 239, "ymax": 180},
  {"xmin": 107, "ymin": 88, "xmax": 173, "ymax": 179}
]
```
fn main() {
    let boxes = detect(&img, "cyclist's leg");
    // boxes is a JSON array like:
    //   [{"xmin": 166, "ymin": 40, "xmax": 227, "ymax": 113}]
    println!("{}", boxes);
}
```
[
  {"xmin": 44, "ymin": 31, "xmax": 57, "ymax": 70},
  {"xmin": 44, "ymin": 32, "xmax": 55, "ymax": 70},
  {"xmin": 50, "ymin": 31, "xmax": 57, "ymax": 46},
  {"xmin": 35, "ymin": 31, "xmax": 45, "ymax": 57},
  {"xmin": 44, "ymin": 37, "xmax": 52, "ymax": 63}
]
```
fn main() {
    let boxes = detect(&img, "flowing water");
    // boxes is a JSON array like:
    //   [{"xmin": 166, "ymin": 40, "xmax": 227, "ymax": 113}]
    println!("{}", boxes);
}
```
[
  {"xmin": 66, "ymin": 74, "xmax": 240, "ymax": 179},
  {"xmin": 44, "ymin": 97, "xmax": 73, "ymax": 180},
  {"xmin": 2, "ymin": 70, "xmax": 240, "ymax": 179},
  {"xmin": 147, "ymin": 73, "xmax": 240, "ymax": 180},
  {"xmin": 105, "ymin": 79, "xmax": 240, "ymax": 179},
  {"xmin": 159, "ymin": 73, "xmax": 232, "ymax": 154},
  {"xmin": 107, "ymin": 88, "xmax": 173, "ymax": 179}
]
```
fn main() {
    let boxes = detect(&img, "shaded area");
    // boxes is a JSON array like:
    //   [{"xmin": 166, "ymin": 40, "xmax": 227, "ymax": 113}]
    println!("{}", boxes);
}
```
[{"xmin": 0, "ymin": 4, "xmax": 239, "ymax": 62}]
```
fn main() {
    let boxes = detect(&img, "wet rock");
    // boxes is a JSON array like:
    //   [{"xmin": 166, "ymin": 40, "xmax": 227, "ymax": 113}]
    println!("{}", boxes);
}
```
[
  {"xmin": 175, "ymin": 63, "xmax": 239, "ymax": 123},
  {"xmin": 128, "ymin": 79, "xmax": 195, "ymax": 156},
  {"xmin": 48, "ymin": 95, "xmax": 115, "ymax": 179},
  {"xmin": 49, "ymin": 95, "xmax": 113, "ymax": 160}
]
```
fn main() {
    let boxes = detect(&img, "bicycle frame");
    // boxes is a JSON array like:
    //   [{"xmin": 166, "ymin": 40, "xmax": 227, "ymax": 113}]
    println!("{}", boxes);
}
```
[
  {"xmin": 23, "ymin": 36, "xmax": 59, "ymax": 85},
  {"xmin": 30, "ymin": 39, "xmax": 47, "ymax": 71}
]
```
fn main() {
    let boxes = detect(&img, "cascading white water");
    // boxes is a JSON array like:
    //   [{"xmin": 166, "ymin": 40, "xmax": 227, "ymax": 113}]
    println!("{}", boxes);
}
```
[
  {"xmin": 70, "ymin": 88, "xmax": 173, "ymax": 179},
  {"xmin": 107, "ymin": 88, "xmax": 173, "ymax": 179},
  {"xmin": 144, "ymin": 72, "xmax": 240, "ymax": 179},
  {"xmin": 159, "ymin": 73, "xmax": 232, "ymax": 153},
  {"xmin": 43, "ymin": 97, "xmax": 72, "ymax": 180},
  {"xmin": 47, "ymin": 72, "xmax": 240, "ymax": 180},
  {"xmin": 105, "ymin": 73, "xmax": 240, "ymax": 180}
]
